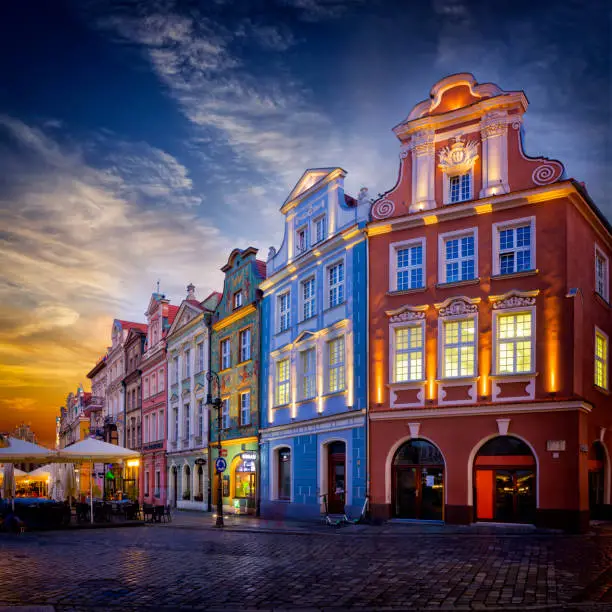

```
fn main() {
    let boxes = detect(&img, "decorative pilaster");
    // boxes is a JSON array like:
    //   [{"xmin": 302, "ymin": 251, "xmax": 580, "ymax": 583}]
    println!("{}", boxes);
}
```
[
  {"xmin": 410, "ymin": 129, "xmax": 436, "ymax": 212},
  {"xmin": 480, "ymin": 111, "xmax": 509, "ymax": 197}
]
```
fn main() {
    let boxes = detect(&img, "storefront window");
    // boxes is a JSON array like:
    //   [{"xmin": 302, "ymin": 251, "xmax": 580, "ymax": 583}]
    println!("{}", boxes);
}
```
[
  {"xmin": 278, "ymin": 448, "xmax": 291, "ymax": 500},
  {"xmin": 234, "ymin": 452, "xmax": 256, "ymax": 499}
]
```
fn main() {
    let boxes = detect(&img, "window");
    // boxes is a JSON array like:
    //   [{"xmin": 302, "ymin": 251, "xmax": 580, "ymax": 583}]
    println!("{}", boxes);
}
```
[
  {"xmin": 197, "ymin": 400, "xmax": 204, "ymax": 438},
  {"xmin": 441, "ymin": 232, "xmax": 476, "ymax": 283},
  {"xmin": 185, "ymin": 349, "xmax": 191, "ymax": 378},
  {"xmin": 449, "ymin": 173, "xmax": 471, "ymax": 203},
  {"xmin": 184, "ymin": 404, "xmax": 190, "ymax": 440},
  {"xmin": 221, "ymin": 398, "xmax": 230, "ymax": 429},
  {"xmin": 296, "ymin": 226, "xmax": 308, "ymax": 254},
  {"xmin": 159, "ymin": 410, "xmax": 164, "ymax": 440},
  {"xmin": 301, "ymin": 348, "xmax": 316, "ymax": 400},
  {"xmin": 221, "ymin": 339, "xmax": 231, "ymax": 370},
  {"xmin": 394, "ymin": 325, "xmax": 424, "ymax": 382},
  {"xmin": 173, "ymin": 357, "xmax": 179, "ymax": 384},
  {"xmin": 595, "ymin": 329, "xmax": 609, "ymax": 390},
  {"xmin": 151, "ymin": 412, "xmax": 156, "ymax": 442},
  {"xmin": 278, "ymin": 292, "xmax": 291, "ymax": 332},
  {"xmin": 173, "ymin": 408, "xmax": 179, "ymax": 441},
  {"xmin": 197, "ymin": 342, "xmax": 204, "ymax": 372},
  {"xmin": 496, "ymin": 312, "xmax": 533, "ymax": 374},
  {"xmin": 240, "ymin": 328, "xmax": 251, "ymax": 362},
  {"xmin": 595, "ymin": 247, "xmax": 609, "ymax": 301},
  {"xmin": 151, "ymin": 373, "xmax": 156, "ymax": 396},
  {"xmin": 328, "ymin": 262, "xmax": 345, "ymax": 308},
  {"xmin": 234, "ymin": 291, "xmax": 243, "ymax": 309},
  {"xmin": 240, "ymin": 392, "xmax": 251, "ymax": 426},
  {"xmin": 278, "ymin": 448, "xmax": 291, "ymax": 500},
  {"xmin": 144, "ymin": 377, "xmax": 149, "ymax": 399},
  {"xmin": 302, "ymin": 277, "xmax": 316, "ymax": 320},
  {"xmin": 443, "ymin": 319, "xmax": 476, "ymax": 378},
  {"xmin": 144, "ymin": 415, "xmax": 149, "ymax": 444},
  {"xmin": 158, "ymin": 369, "xmax": 164, "ymax": 392},
  {"xmin": 328, "ymin": 337, "xmax": 345, "ymax": 392},
  {"xmin": 276, "ymin": 359, "xmax": 290, "ymax": 406},
  {"xmin": 495, "ymin": 220, "xmax": 534, "ymax": 275},
  {"xmin": 155, "ymin": 471, "xmax": 161, "ymax": 497},
  {"xmin": 395, "ymin": 242, "xmax": 424, "ymax": 291},
  {"xmin": 313, "ymin": 216, "xmax": 326, "ymax": 244},
  {"xmin": 144, "ymin": 471, "xmax": 149, "ymax": 497}
]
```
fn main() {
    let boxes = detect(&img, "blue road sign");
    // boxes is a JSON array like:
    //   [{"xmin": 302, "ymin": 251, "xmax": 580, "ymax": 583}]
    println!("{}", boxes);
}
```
[{"xmin": 215, "ymin": 457, "xmax": 227, "ymax": 473}]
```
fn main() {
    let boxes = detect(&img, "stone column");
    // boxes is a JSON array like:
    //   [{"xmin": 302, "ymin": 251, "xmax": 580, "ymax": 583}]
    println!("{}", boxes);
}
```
[
  {"xmin": 480, "ymin": 111, "xmax": 509, "ymax": 197},
  {"xmin": 410, "ymin": 129, "xmax": 436, "ymax": 212}
]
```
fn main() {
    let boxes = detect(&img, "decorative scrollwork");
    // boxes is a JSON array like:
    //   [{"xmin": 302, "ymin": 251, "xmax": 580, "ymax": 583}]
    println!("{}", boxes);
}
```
[
  {"xmin": 371, "ymin": 199, "xmax": 395, "ymax": 219},
  {"xmin": 532, "ymin": 164, "xmax": 560, "ymax": 185},
  {"xmin": 389, "ymin": 311, "xmax": 426, "ymax": 323}
]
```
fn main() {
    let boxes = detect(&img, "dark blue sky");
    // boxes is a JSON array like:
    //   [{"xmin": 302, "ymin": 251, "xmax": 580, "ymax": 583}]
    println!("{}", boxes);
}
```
[{"xmin": 0, "ymin": 0, "xmax": 609, "ymax": 439}]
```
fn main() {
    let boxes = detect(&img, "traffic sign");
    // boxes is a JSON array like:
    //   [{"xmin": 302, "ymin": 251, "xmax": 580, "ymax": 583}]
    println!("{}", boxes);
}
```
[
  {"xmin": 215, "ymin": 457, "xmax": 227, "ymax": 473},
  {"xmin": 219, "ymin": 449, "xmax": 228, "ymax": 457}
]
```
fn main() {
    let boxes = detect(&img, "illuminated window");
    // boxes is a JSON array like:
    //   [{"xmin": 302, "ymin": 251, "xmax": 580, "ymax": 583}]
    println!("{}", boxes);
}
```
[
  {"xmin": 301, "ymin": 348, "xmax": 316, "ymax": 400},
  {"xmin": 276, "ymin": 359, "xmax": 290, "ymax": 406},
  {"xmin": 595, "ymin": 329, "xmax": 609, "ymax": 390},
  {"xmin": 396, "ymin": 243, "xmax": 424, "ymax": 291},
  {"xmin": 449, "ymin": 173, "xmax": 471, "ymax": 203},
  {"xmin": 595, "ymin": 247, "xmax": 609, "ymax": 301},
  {"xmin": 239, "ymin": 328, "xmax": 251, "ymax": 362},
  {"xmin": 494, "ymin": 219, "xmax": 534, "ymax": 276},
  {"xmin": 328, "ymin": 262, "xmax": 345, "ymax": 308},
  {"xmin": 302, "ymin": 277, "xmax": 316, "ymax": 320},
  {"xmin": 313, "ymin": 216, "xmax": 326, "ymax": 244},
  {"xmin": 328, "ymin": 337, "xmax": 345, "ymax": 392},
  {"xmin": 394, "ymin": 325, "xmax": 424, "ymax": 382},
  {"xmin": 240, "ymin": 391, "xmax": 251, "ymax": 426},
  {"xmin": 221, "ymin": 398, "xmax": 230, "ymax": 429},
  {"xmin": 496, "ymin": 312, "xmax": 533, "ymax": 374},
  {"xmin": 443, "ymin": 319, "xmax": 475, "ymax": 378},
  {"xmin": 442, "ymin": 232, "xmax": 476, "ymax": 283},
  {"xmin": 221, "ymin": 339, "xmax": 230, "ymax": 370},
  {"xmin": 278, "ymin": 292, "xmax": 291, "ymax": 332},
  {"xmin": 233, "ymin": 291, "xmax": 243, "ymax": 309}
]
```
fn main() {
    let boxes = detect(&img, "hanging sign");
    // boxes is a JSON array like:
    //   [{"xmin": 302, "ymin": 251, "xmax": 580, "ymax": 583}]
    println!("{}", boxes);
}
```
[{"xmin": 195, "ymin": 458, "xmax": 207, "ymax": 466}]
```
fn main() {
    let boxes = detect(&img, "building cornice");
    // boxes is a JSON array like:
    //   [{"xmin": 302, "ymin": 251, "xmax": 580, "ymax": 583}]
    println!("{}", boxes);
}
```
[
  {"xmin": 213, "ymin": 303, "xmax": 257, "ymax": 332},
  {"xmin": 261, "ymin": 409, "xmax": 366, "ymax": 441}
]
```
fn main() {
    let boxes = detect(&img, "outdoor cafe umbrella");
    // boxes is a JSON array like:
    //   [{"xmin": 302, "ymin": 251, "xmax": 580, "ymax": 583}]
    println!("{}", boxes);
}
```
[
  {"xmin": 26, "ymin": 464, "xmax": 54, "ymax": 497},
  {"xmin": 0, "ymin": 437, "xmax": 58, "ymax": 463},
  {"xmin": 57, "ymin": 438, "xmax": 140, "ymax": 524},
  {"xmin": 61, "ymin": 463, "xmax": 77, "ymax": 505}
]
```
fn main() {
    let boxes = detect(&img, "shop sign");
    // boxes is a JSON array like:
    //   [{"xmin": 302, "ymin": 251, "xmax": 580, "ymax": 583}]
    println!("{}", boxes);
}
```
[
  {"xmin": 546, "ymin": 440, "xmax": 566, "ymax": 452},
  {"xmin": 195, "ymin": 458, "xmax": 207, "ymax": 466},
  {"xmin": 240, "ymin": 451, "xmax": 257, "ymax": 461}
]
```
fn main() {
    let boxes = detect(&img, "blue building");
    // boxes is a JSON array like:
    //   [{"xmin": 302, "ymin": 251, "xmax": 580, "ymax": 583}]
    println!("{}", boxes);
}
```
[{"xmin": 260, "ymin": 168, "xmax": 369, "ymax": 520}]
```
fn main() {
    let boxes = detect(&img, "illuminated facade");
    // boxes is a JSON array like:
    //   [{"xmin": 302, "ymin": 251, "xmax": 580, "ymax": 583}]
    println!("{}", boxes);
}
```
[
  {"xmin": 139, "ymin": 292, "xmax": 178, "ymax": 507},
  {"xmin": 367, "ymin": 73, "xmax": 612, "ymax": 532},
  {"xmin": 166, "ymin": 285, "xmax": 220, "ymax": 511},
  {"xmin": 209, "ymin": 248, "xmax": 266, "ymax": 515},
  {"xmin": 259, "ymin": 168, "xmax": 368, "ymax": 520}
]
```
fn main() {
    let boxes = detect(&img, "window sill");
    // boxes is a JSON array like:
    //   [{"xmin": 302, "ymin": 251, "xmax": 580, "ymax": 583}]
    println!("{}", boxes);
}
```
[
  {"xmin": 489, "ymin": 372, "xmax": 538, "ymax": 380},
  {"xmin": 594, "ymin": 292, "xmax": 611, "ymax": 309},
  {"xmin": 273, "ymin": 403, "xmax": 290, "ymax": 410},
  {"xmin": 387, "ymin": 287, "xmax": 426, "ymax": 296},
  {"xmin": 324, "ymin": 301, "xmax": 346, "ymax": 314},
  {"xmin": 435, "ymin": 376, "xmax": 479, "ymax": 383},
  {"xmin": 322, "ymin": 389, "xmax": 346, "ymax": 399},
  {"xmin": 436, "ymin": 278, "xmax": 480, "ymax": 289},
  {"xmin": 218, "ymin": 367, "xmax": 231, "ymax": 375},
  {"xmin": 594, "ymin": 384, "xmax": 610, "ymax": 396},
  {"xmin": 491, "ymin": 269, "xmax": 539, "ymax": 281},
  {"xmin": 388, "ymin": 380, "xmax": 426, "ymax": 387},
  {"xmin": 295, "ymin": 396, "xmax": 316, "ymax": 406},
  {"xmin": 275, "ymin": 328, "xmax": 291, "ymax": 337},
  {"xmin": 299, "ymin": 314, "xmax": 318, "ymax": 325},
  {"xmin": 237, "ymin": 359, "xmax": 253, "ymax": 367}
]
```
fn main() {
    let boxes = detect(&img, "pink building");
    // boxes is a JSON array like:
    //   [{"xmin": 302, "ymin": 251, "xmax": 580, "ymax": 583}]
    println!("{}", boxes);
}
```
[{"xmin": 139, "ymin": 291, "xmax": 179, "ymax": 506}]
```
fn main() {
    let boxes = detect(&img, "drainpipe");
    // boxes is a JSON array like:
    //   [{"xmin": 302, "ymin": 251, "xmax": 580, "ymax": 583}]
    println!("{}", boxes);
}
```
[
  {"xmin": 205, "ymin": 312, "xmax": 213, "ymax": 513},
  {"xmin": 364, "ymin": 226, "xmax": 370, "ymax": 518},
  {"xmin": 121, "ymin": 380, "xmax": 127, "ymax": 448},
  {"xmin": 255, "ymin": 289, "xmax": 263, "ymax": 518}
]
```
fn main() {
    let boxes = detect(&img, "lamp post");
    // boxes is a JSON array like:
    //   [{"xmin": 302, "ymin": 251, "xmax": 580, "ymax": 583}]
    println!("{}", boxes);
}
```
[{"xmin": 206, "ymin": 370, "xmax": 223, "ymax": 528}]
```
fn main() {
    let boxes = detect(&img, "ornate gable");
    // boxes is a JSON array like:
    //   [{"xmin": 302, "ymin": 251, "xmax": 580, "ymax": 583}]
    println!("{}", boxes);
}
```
[{"xmin": 282, "ymin": 168, "xmax": 339, "ymax": 211}]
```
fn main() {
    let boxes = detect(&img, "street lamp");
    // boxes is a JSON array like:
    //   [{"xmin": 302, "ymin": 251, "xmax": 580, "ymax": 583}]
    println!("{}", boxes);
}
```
[{"xmin": 206, "ymin": 370, "xmax": 223, "ymax": 527}]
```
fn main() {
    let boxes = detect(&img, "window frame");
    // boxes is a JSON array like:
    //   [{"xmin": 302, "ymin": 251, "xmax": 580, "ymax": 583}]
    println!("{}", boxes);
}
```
[
  {"xmin": 296, "ymin": 224, "xmax": 309, "ymax": 255},
  {"xmin": 277, "ymin": 447, "xmax": 292, "ymax": 501},
  {"xmin": 220, "ymin": 338, "xmax": 231, "ymax": 370},
  {"xmin": 444, "ymin": 170, "xmax": 473, "ymax": 205},
  {"xmin": 240, "ymin": 391, "xmax": 251, "ymax": 426},
  {"xmin": 184, "ymin": 349, "xmax": 191, "ymax": 379},
  {"xmin": 594, "ymin": 327, "xmax": 609, "ymax": 391},
  {"xmin": 327, "ymin": 336, "xmax": 346, "ymax": 393},
  {"xmin": 492, "ymin": 216, "xmax": 536, "ymax": 276},
  {"xmin": 278, "ymin": 291, "xmax": 291, "ymax": 333},
  {"xmin": 301, "ymin": 275, "xmax": 316, "ymax": 321},
  {"xmin": 197, "ymin": 342, "xmax": 204, "ymax": 372},
  {"xmin": 197, "ymin": 400, "xmax": 204, "ymax": 439},
  {"xmin": 438, "ymin": 227, "xmax": 478, "ymax": 284},
  {"xmin": 595, "ymin": 245, "xmax": 610, "ymax": 302},
  {"xmin": 239, "ymin": 327, "xmax": 252, "ymax": 363},
  {"xmin": 326, "ymin": 259, "xmax": 345, "ymax": 309},
  {"xmin": 233, "ymin": 291, "xmax": 243, "ymax": 310},
  {"xmin": 439, "ymin": 316, "xmax": 477, "ymax": 380},
  {"xmin": 492, "ymin": 307, "xmax": 536, "ymax": 375},
  {"xmin": 300, "ymin": 347, "xmax": 317, "ymax": 400},
  {"xmin": 221, "ymin": 397, "xmax": 230, "ymax": 429},
  {"xmin": 313, "ymin": 215, "xmax": 326, "ymax": 245},
  {"xmin": 275, "ymin": 357, "xmax": 291, "ymax": 407},
  {"xmin": 389, "ymin": 237, "xmax": 426, "ymax": 292},
  {"xmin": 183, "ymin": 403, "xmax": 190, "ymax": 440},
  {"xmin": 389, "ymin": 320, "xmax": 425, "ymax": 383}
]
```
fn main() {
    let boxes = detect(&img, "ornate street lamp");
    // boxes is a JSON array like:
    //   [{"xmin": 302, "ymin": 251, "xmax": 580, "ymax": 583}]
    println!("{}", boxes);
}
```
[{"xmin": 206, "ymin": 370, "xmax": 223, "ymax": 528}]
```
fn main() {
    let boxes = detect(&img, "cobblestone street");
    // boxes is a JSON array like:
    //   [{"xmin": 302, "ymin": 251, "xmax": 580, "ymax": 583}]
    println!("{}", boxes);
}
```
[{"xmin": 1, "ymin": 515, "xmax": 612, "ymax": 611}]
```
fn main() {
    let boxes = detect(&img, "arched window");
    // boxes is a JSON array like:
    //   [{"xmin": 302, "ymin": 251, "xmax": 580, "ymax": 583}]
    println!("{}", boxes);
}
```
[
  {"xmin": 183, "ymin": 465, "xmax": 191, "ymax": 500},
  {"xmin": 278, "ymin": 448, "xmax": 291, "ymax": 500}
]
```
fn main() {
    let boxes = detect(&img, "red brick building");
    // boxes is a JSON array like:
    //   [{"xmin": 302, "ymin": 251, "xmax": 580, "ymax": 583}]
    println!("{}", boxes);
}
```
[{"xmin": 367, "ymin": 73, "xmax": 611, "ymax": 532}]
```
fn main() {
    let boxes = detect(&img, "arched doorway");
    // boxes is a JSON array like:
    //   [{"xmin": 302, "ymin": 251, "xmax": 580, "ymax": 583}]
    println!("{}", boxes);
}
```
[
  {"xmin": 171, "ymin": 466, "xmax": 178, "ymax": 506},
  {"xmin": 589, "ymin": 442, "xmax": 606, "ymax": 520},
  {"xmin": 474, "ymin": 436, "xmax": 536, "ymax": 524},
  {"xmin": 327, "ymin": 442, "xmax": 346, "ymax": 513},
  {"xmin": 392, "ymin": 439, "xmax": 444, "ymax": 520}
]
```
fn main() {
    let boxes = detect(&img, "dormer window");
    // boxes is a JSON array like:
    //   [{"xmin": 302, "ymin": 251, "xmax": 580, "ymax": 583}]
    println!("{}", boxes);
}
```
[
  {"xmin": 449, "ymin": 173, "xmax": 471, "ymax": 203},
  {"xmin": 234, "ymin": 291, "xmax": 243, "ymax": 309},
  {"xmin": 296, "ymin": 226, "xmax": 308, "ymax": 255}
]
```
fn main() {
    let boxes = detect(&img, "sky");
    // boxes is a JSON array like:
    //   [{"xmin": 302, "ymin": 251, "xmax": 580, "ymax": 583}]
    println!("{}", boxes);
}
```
[{"xmin": 0, "ymin": 0, "xmax": 609, "ymax": 446}]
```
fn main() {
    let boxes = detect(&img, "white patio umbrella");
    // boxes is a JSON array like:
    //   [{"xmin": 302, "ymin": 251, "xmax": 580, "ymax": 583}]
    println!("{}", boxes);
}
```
[
  {"xmin": 2, "ymin": 464, "xmax": 16, "ymax": 511},
  {"xmin": 48, "ymin": 464, "xmax": 64, "ymax": 502},
  {"xmin": 62, "ymin": 464, "xmax": 77, "ymax": 506},
  {"xmin": 57, "ymin": 438, "xmax": 140, "ymax": 524},
  {"xmin": 0, "ymin": 437, "xmax": 58, "ymax": 463}
]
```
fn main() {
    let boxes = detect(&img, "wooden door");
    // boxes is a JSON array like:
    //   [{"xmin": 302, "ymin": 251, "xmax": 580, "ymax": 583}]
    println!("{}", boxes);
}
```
[{"xmin": 328, "ymin": 450, "xmax": 346, "ymax": 514}]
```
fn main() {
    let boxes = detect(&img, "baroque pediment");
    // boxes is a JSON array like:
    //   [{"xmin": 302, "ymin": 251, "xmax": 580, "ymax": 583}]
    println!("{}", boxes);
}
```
[
  {"xmin": 434, "ymin": 296, "xmax": 481, "ymax": 318},
  {"xmin": 438, "ymin": 136, "xmax": 479, "ymax": 174},
  {"xmin": 489, "ymin": 290, "xmax": 539, "ymax": 310},
  {"xmin": 385, "ymin": 304, "xmax": 428, "ymax": 323}
]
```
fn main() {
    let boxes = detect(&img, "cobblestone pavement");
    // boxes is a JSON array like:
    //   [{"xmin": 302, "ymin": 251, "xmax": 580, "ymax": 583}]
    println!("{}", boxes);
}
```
[{"xmin": 1, "ymin": 517, "xmax": 612, "ymax": 611}]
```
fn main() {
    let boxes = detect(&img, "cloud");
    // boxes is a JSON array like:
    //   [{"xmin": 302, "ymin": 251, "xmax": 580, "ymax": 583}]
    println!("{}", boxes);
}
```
[{"xmin": 281, "ymin": 0, "xmax": 365, "ymax": 21}]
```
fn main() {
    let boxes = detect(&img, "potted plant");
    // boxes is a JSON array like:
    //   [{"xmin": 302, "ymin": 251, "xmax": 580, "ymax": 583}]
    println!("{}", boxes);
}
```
[{"xmin": 182, "ymin": 490, "xmax": 191, "ymax": 501}]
